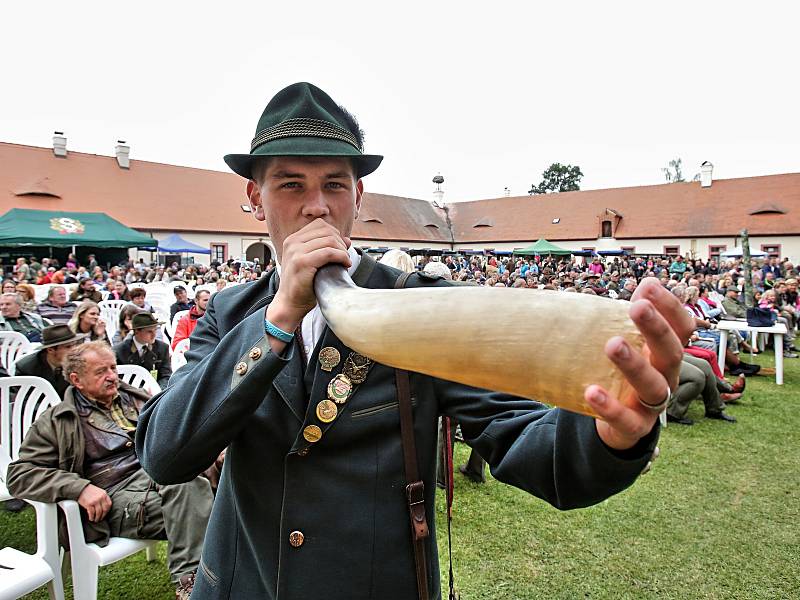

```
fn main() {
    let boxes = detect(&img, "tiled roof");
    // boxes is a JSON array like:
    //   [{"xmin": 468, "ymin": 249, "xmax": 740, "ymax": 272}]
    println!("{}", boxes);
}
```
[
  {"xmin": 448, "ymin": 173, "xmax": 800, "ymax": 243},
  {"xmin": 2, "ymin": 141, "xmax": 798, "ymax": 245},
  {"xmin": 0, "ymin": 142, "xmax": 451, "ymax": 243}
]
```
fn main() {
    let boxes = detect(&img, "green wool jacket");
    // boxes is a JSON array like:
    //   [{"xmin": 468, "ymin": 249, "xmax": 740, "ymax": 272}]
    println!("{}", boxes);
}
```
[{"xmin": 136, "ymin": 253, "xmax": 659, "ymax": 600}]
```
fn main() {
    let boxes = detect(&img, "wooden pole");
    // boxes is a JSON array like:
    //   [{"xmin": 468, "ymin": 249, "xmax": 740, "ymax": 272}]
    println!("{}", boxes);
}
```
[{"xmin": 740, "ymin": 229, "xmax": 754, "ymax": 309}]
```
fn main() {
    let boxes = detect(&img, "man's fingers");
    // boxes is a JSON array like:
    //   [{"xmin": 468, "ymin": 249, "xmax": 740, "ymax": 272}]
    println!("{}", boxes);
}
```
[
  {"xmin": 605, "ymin": 336, "xmax": 670, "ymax": 408},
  {"xmin": 628, "ymin": 299, "xmax": 684, "ymax": 391},
  {"xmin": 631, "ymin": 278, "xmax": 694, "ymax": 345},
  {"xmin": 585, "ymin": 385, "xmax": 654, "ymax": 442}
]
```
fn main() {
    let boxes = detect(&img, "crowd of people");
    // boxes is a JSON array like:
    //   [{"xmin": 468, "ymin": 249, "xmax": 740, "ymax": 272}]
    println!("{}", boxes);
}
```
[{"xmin": 2, "ymin": 248, "xmax": 797, "ymax": 597}]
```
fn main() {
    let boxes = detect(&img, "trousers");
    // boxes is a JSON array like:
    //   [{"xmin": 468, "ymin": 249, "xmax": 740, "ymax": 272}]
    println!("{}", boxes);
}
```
[
  {"xmin": 668, "ymin": 354, "xmax": 725, "ymax": 419},
  {"xmin": 107, "ymin": 468, "xmax": 213, "ymax": 584}
]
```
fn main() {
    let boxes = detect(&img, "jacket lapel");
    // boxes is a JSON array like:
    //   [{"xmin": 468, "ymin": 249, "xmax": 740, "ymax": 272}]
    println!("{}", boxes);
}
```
[{"xmin": 290, "ymin": 253, "xmax": 382, "ymax": 450}]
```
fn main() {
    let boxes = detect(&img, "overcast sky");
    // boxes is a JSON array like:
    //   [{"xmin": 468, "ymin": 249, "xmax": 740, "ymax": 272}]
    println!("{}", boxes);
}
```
[{"xmin": 2, "ymin": 1, "xmax": 798, "ymax": 203}]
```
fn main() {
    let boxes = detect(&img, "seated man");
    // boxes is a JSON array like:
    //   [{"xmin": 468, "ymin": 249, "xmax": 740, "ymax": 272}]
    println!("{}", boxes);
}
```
[
  {"xmin": 70, "ymin": 278, "xmax": 103, "ymax": 303},
  {"xmin": 169, "ymin": 285, "xmax": 194, "ymax": 320},
  {"xmin": 666, "ymin": 354, "xmax": 741, "ymax": 425},
  {"xmin": 36, "ymin": 285, "xmax": 78, "ymax": 326},
  {"xmin": 0, "ymin": 292, "xmax": 49, "ymax": 343},
  {"xmin": 172, "ymin": 289, "xmax": 210, "ymax": 350},
  {"xmin": 6, "ymin": 341, "xmax": 212, "ymax": 599},
  {"xmin": 14, "ymin": 324, "xmax": 87, "ymax": 397},
  {"xmin": 113, "ymin": 312, "xmax": 172, "ymax": 389}
]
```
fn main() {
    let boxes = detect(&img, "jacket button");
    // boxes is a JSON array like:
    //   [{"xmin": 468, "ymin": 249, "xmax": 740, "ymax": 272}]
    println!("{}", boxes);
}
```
[
  {"xmin": 289, "ymin": 530, "xmax": 305, "ymax": 548},
  {"xmin": 249, "ymin": 347, "xmax": 262, "ymax": 360},
  {"xmin": 235, "ymin": 361, "xmax": 248, "ymax": 376}
]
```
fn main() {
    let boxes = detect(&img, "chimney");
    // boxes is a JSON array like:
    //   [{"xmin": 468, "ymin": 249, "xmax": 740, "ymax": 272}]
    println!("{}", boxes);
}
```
[
  {"xmin": 700, "ymin": 161, "xmax": 713, "ymax": 188},
  {"xmin": 115, "ymin": 140, "xmax": 130, "ymax": 169},
  {"xmin": 53, "ymin": 131, "xmax": 67, "ymax": 157}
]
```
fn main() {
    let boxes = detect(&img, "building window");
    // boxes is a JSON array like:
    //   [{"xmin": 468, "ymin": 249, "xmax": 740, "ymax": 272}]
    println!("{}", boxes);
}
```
[
  {"xmin": 708, "ymin": 245, "xmax": 727, "ymax": 260},
  {"xmin": 621, "ymin": 246, "xmax": 636, "ymax": 255},
  {"xmin": 210, "ymin": 243, "xmax": 228, "ymax": 263},
  {"xmin": 601, "ymin": 220, "xmax": 613, "ymax": 238},
  {"xmin": 761, "ymin": 244, "xmax": 781, "ymax": 258},
  {"xmin": 664, "ymin": 245, "xmax": 680, "ymax": 256}
]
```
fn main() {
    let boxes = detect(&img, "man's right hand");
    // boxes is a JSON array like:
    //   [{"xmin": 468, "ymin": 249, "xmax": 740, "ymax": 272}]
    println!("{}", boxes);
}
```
[
  {"xmin": 266, "ymin": 219, "xmax": 352, "ymax": 340},
  {"xmin": 77, "ymin": 483, "xmax": 112, "ymax": 522}
]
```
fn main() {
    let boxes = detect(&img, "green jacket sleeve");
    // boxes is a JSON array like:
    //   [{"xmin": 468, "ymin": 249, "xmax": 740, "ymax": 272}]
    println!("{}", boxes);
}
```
[{"xmin": 6, "ymin": 415, "xmax": 91, "ymax": 503}]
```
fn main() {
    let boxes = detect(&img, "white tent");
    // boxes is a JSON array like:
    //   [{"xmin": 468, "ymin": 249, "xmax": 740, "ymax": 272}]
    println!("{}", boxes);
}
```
[{"xmin": 720, "ymin": 248, "xmax": 767, "ymax": 259}]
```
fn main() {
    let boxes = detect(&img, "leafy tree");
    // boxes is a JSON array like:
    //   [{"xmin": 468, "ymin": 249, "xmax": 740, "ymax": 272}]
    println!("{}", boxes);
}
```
[
  {"xmin": 528, "ymin": 163, "xmax": 583, "ymax": 195},
  {"xmin": 662, "ymin": 158, "xmax": 701, "ymax": 183}
]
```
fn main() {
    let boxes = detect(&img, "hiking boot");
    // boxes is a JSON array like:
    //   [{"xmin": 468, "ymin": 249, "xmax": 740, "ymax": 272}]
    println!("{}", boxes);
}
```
[{"xmin": 176, "ymin": 572, "xmax": 195, "ymax": 600}]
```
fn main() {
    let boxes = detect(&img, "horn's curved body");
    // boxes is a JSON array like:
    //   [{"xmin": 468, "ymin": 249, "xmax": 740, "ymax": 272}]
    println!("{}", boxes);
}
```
[{"xmin": 314, "ymin": 265, "xmax": 644, "ymax": 417}]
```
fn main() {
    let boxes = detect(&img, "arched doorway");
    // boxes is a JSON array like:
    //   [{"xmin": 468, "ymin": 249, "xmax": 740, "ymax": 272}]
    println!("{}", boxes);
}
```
[{"xmin": 245, "ymin": 242, "xmax": 272, "ymax": 267}]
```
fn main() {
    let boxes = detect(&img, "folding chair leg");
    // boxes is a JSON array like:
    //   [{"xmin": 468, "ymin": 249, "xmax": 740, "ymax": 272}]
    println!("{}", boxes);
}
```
[{"xmin": 145, "ymin": 543, "xmax": 157, "ymax": 562}]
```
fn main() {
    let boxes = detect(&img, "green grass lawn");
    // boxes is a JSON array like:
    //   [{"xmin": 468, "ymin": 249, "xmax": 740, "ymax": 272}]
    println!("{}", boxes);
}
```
[{"xmin": 3, "ymin": 351, "xmax": 798, "ymax": 599}]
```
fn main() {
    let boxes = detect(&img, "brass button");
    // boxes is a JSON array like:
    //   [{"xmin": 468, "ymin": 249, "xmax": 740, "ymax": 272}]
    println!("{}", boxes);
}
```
[
  {"xmin": 288, "ymin": 530, "xmax": 304, "ymax": 548},
  {"xmin": 303, "ymin": 425, "xmax": 322, "ymax": 443},
  {"xmin": 297, "ymin": 447, "xmax": 310, "ymax": 457},
  {"xmin": 235, "ymin": 361, "xmax": 248, "ymax": 376},
  {"xmin": 249, "ymin": 347, "xmax": 262, "ymax": 360}
]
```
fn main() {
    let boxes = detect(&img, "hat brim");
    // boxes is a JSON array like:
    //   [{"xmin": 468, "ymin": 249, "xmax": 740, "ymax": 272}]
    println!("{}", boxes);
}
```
[
  {"xmin": 38, "ymin": 332, "xmax": 89, "ymax": 350},
  {"xmin": 224, "ymin": 136, "xmax": 383, "ymax": 180},
  {"xmin": 131, "ymin": 321, "xmax": 165, "ymax": 331}
]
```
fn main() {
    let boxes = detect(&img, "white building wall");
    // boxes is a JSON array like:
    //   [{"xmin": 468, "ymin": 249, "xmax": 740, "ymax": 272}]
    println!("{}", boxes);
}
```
[{"xmin": 454, "ymin": 236, "xmax": 800, "ymax": 262}]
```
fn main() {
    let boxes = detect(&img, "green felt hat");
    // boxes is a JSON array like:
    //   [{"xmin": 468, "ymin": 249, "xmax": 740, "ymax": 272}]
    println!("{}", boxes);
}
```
[{"xmin": 224, "ymin": 82, "xmax": 383, "ymax": 180}]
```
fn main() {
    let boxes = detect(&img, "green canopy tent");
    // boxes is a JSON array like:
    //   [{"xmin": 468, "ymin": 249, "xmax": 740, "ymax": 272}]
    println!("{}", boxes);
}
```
[
  {"xmin": 0, "ymin": 208, "xmax": 157, "ymax": 271},
  {"xmin": 513, "ymin": 239, "xmax": 574, "ymax": 256},
  {"xmin": 0, "ymin": 208, "xmax": 156, "ymax": 248}
]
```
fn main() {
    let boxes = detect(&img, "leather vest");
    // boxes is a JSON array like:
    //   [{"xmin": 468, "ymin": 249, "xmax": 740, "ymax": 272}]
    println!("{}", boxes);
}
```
[{"xmin": 74, "ymin": 390, "xmax": 143, "ymax": 490}]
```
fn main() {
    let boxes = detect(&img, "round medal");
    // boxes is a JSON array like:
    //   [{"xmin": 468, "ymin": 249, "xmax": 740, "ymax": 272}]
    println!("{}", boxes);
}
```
[
  {"xmin": 316, "ymin": 399, "xmax": 338, "ymax": 423},
  {"xmin": 303, "ymin": 425, "xmax": 322, "ymax": 443},
  {"xmin": 327, "ymin": 374, "xmax": 353, "ymax": 404},
  {"xmin": 343, "ymin": 353, "xmax": 372, "ymax": 385},
  {"xmin": 318, "ymin": 347, "xmax": 341, "ymax": 372}
]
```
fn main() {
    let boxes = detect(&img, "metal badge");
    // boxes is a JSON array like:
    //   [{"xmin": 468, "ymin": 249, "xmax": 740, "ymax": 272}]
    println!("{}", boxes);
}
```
[
  {"xmin": 235, "ymin": 361, "xmax": 248, "ymax": 376},
  {"xmin": 318, "ymin": 347, "xmax": 341, "ymax": 372},
  {"xmin": 303, "ymin": 425, "xmax": 322, "ymax": 443},
  {"xmin": 315, "ymin": 399, "xmax": 339, "ymax": 423},
  {"xmin": 327, "ymin": 374, "xmax": 353, "ymax": 404},
  {"xmin": 343, "ymin": 353, "xmax": 372, "ymax": 385}
]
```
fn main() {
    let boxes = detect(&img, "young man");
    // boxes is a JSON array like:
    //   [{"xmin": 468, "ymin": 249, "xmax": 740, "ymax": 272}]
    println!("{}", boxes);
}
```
[
  {"xmin": 7, "ymin": 341, "xmax": 211, "ymax": 599},
  {"xmin": 113, "ymin": 312, "xmax": 171, "ymax": 389},
  {"xmin": 171, "ymin": 289, "xmax": 210, "ymax": 350},
  {"xmin": 137, "ymin": 82, "xmax": 691, "ymax": 600}
]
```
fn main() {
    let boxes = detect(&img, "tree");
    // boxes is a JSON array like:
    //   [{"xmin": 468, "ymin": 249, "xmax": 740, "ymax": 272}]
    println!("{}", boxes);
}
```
[
  {"xmin": 528, "ymin": 163, "xmax": 583, "ymax": 195},
  {"xmin": 662, "ymin": 158, "xmax": 701, "ymax": 183}
]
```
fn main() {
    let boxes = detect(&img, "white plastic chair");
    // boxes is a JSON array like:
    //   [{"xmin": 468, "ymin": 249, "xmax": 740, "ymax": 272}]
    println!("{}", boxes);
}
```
[
  {"xmin": 0, "ymin": 377, "xmax": 65, "ymax": 600},
  {"xmin": 0, "ymin": 502, "xmax": 62, "ymax": 600},
  {"xmin": 98, "ymin": 300, "xmax": 128, "ymax": 344},
  {"xmin": 116, "ymin": 364, "xmax": 161, "ymax": 396},
  {"xmin": 128, "ymin": 282, "xmax": 146, "ymax": 291},
  {"xmin": 171, "ymin": 339, "xmax": 190, "ymax": 372},
  {"xmin": 169, "ymin": 310, "xmax": 189, "ymax": 339},
  {"xmin": 0, "ymin": 331, "xmax": 36, "ymax": 376},
  {"xmin": 58, "ymin": 500, "xmax": 157, "ymax": 600}
]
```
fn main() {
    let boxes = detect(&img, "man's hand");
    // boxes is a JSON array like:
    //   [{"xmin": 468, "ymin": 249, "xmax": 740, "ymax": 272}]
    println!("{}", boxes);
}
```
[
  {"xmin": 266, "ymin": 219, "xmax": 352, "ymax": 345},
  {"xmin": 77, "ymin": 483, "xmax": 112, "ymax": 522},
  {"xmin": 585, "ymin": 277, "xmax": 694, "ymax": 450}
]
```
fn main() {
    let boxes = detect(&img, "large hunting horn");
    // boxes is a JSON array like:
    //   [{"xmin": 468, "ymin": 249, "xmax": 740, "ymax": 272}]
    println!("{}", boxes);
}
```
[{"xmin": 314, "ymin": 265, "xmax": 644, "ymax": 417}]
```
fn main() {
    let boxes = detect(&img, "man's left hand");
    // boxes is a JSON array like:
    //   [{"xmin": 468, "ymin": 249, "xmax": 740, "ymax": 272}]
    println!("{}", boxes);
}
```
[{"xmin": 585, "ymin": 277, "xmax": 694, "ymax": 450}]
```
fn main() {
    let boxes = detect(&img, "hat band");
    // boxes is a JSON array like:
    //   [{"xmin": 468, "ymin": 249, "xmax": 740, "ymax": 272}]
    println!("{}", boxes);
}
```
[{"xmin": 250, "ymin": 118, "xmax": 362, "ymax": 153}]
